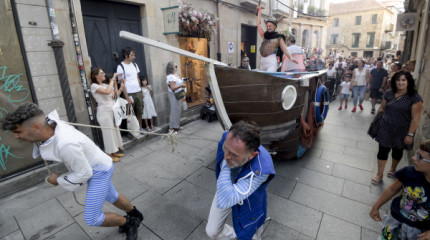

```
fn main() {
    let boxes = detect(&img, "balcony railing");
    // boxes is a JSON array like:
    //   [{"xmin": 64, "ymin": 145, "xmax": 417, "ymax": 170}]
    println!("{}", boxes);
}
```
[
  {"xmin": 240, "ymin": 0, "xmax": 267, "ymax": 10},
  {"xmin": 272, "ymin": 0, "xmax": 290, "ymax": 18}
]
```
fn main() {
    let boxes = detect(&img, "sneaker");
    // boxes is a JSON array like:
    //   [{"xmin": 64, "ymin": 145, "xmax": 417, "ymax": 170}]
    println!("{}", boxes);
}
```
[
  {"xmin": 359, "ymin": 104, "xmax": 364, "ymax": 111},
  {"xmin": 371, "ymin": 109, "xmax": 375, "ymax": 114},
  {"xmin": 338, "ymin": 106, "xmax": 342, "ymax": 110},
  {"xmin": 351, "ymin": 107, "xmax": 356, "ymax": 112},
  {"xmin": 345, "ymin": 104, "xmax": 347, "ymax": 109}
]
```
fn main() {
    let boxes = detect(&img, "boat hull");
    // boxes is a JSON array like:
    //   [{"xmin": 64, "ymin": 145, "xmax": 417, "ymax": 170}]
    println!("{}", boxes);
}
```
[{"xmin": 213, "ymin": 65, "xmax": 327, "ymax": 159}]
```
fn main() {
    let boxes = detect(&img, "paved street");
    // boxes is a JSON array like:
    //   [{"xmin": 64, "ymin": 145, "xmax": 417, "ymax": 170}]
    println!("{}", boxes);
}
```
[{"xmin": 0, "ymin": 98, "xmax": 410, "ymax": 240}]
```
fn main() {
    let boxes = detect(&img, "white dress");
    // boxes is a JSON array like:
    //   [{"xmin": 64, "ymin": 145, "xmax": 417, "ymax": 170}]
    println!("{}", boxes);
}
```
[{"xmin": 142, "ymin": 86, "xmax": 157, "ymax": 119}]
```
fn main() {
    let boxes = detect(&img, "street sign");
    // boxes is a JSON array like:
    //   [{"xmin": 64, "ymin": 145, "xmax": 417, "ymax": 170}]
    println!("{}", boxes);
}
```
[{"xmin": 228, "ymin": 42, "xmax": 234, "ymax": 54}]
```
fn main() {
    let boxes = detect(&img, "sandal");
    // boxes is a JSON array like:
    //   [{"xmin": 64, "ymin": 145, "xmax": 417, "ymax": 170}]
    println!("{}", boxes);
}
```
[
  {"xmin": 371, "ymin": 176, "xmax": 382, "ymax": 185},
  {"xmin": 146, "ymin": 127, "xmax": 151, "ymax": 132},
  {"xmin": 114, "ymin": 152, "xmax": 125, "ymax": 157},
  {"xmin": 387, "ymin": 170, "xmax": 396, "ymax": 178}
]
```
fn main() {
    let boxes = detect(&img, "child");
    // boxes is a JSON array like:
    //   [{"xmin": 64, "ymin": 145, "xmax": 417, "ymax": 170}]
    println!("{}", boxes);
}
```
[
  {"xmin": 370, "ymin": 139, "xmax": 430, "ymax": 239},
  {"xmin": 141, "ymin": 77, "xmax": 157, "ymax": 131},
  {"xmin": 338, "ymin": 74, "xmax": 351, "ymax": 110}
]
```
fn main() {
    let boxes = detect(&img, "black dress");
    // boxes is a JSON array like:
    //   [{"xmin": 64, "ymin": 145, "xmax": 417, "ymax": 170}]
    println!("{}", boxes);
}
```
[{"xmin": 375, "ymin": 90, "xmax": 422, "ymax": 150}]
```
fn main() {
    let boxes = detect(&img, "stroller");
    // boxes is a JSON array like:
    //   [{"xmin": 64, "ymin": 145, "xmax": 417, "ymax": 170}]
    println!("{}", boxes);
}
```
[{"xmin": 200, "ymin": 86, "xmax": 218, "ymax": 122}]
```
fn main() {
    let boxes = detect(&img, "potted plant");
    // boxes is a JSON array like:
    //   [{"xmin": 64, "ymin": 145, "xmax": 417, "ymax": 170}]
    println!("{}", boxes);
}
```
[
  {"xmin": 308, "ymin": 6, "xmax": 316, "ymax": 15},
  {"xmin": 178, "ymin": 1, "xmax": 218, "ymax": 39}
]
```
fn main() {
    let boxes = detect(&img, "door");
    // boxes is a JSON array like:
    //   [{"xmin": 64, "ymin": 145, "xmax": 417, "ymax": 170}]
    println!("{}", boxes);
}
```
[
  {"xmin": 81, "ymin": 0, "xmax": 146, "ymax": 74},
  {"xmin": 241, "ymin": 24, "xmax": 257, "ymax": 69}
]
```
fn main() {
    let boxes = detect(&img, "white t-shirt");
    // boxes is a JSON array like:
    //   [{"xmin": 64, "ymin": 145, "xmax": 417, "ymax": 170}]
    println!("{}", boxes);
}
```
[
  {"xmin": 90, "ymin": 83, "xmax": 114, "ymax": 112},
  {"xmin": 166, "ymin": 74, "xmax": 184, "ymax": 93},
  {"xmin": 340, "ymin": 81, "xmax": 351, "ymax": 94},
  {"xmin": 326, "ymin": 68, "xmax": 336, "ymax": 78},
  {"xmin": 116, "ymin": 62, "xmax": 141, "ymax": 94},
  {"xmin": 354, "ymin": 68, "xmax": 368, "ymax": 86},
  {"xmin": 335, "ymin": 61, "xmax": 347, "ymax": 68}
]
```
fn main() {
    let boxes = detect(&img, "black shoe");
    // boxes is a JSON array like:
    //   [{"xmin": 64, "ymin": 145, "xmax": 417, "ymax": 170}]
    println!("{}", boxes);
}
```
[
  {"xmin": 119, "ymin": 216, "xmax": 139, "ymax": 240},
  {"xmin": 118, "ymin": 207, "xmax": 143, "ymax": 234},
  {"xmin": 371, "ymin": 109, "xmax": 375, "ymax": 114},
  {"xmin": 127, "ymin": 206, "xmax": 143, "ymax": 222}
]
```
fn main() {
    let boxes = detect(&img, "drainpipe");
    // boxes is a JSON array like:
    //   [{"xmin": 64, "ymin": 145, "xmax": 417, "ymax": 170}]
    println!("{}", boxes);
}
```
[
  {"xmin": 67, "ymin": 0, "xmax": 102, "ymax": 144},
  {"xmin": 46, "ymin": 0, "xmax": 77, "ymax": 123},
  {"xmin": 216, "ymin": 0, "xmax": 221, "ymax": 61},
  {"xmin": 413, "ymin": 0, "xmax": 429, "ymax": 81}
]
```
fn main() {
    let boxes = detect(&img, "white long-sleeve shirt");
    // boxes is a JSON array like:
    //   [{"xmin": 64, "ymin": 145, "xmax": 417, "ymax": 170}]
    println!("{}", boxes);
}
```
[{"xmin": 33, "ymin": 110, "xmax": 112, "ymax": 191}]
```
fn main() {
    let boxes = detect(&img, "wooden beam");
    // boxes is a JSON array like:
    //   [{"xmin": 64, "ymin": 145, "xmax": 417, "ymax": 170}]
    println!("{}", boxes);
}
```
[{"xmin": 119, "ymin": 31, "xmax": 227, "ymax": 66}]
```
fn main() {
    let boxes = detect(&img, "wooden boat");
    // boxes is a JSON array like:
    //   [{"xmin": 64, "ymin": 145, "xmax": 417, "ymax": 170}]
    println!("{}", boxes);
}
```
[{"xmin": 120, "ymin": 31, "xmax": 328, "ymax": 159}]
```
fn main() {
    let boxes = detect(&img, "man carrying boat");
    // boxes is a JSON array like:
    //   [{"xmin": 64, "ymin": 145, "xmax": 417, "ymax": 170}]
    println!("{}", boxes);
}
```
[
  {"xmin": 257, "ymin": 6, "xmax": 297, "ymax": 72},
  {"xmin": 281, "ymin": 34, "xmax": 306, "ymax": 72},
  {"xmin": 206, "ymin": 121, "xmax": 275, "ymax": 240}
]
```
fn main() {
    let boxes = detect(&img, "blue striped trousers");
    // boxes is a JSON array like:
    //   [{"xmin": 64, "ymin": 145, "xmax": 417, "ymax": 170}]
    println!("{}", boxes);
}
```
[{"xmin": 84, "ymin": 165, "xmax": 119, "ymax": 226}]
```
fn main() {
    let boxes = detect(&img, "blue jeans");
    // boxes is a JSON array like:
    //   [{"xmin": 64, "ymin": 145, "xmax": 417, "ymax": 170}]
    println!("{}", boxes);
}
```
[{"xmin": 352, "ymin": 85, "xmax": 366, "ymax": 106}]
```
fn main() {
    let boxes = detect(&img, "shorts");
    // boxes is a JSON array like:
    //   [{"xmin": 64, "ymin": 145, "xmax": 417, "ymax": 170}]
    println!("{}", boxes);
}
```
[
  {"xmin": 370, "ymin": 88, "xmax": 383, "ymax": 99},
  {"xmin": 340, "ymin": 93, "xmax": 349, "ymax": 99},
  {"xmin": 128, "ymin": 92, "xmax": 143, "ymax": 116}
]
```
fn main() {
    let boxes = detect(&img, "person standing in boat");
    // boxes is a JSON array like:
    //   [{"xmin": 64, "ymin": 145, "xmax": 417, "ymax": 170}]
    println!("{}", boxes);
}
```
[
  {"xmin": 281, "ymin": 35, "xmax": 305, "ymax": 72},
  {"xmin": 256, "ymin": 6, "xmax": 297, "ymax": 72}
]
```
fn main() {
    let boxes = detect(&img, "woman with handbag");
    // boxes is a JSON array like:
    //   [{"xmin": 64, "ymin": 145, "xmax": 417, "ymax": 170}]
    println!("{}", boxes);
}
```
[
  {"xmin": 371, "ymin": 71, "xmax": 423, "ymax": 185},
  {"xmin": 166, "ymin": 61, "xmax": 186, "ymax": 134},
  {"xmin": 90, "ymin": 68, "xmax": 126, "ymax": 162},
  {"xmin": 349, "ymin": 59, "xmax": 370, "ymax": 112}
]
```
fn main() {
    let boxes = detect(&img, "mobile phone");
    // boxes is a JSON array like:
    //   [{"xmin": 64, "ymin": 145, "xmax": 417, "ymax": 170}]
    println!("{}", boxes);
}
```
[{"xmin": 117, "ymin": 73, "xmax": 123, "ymax": 83}]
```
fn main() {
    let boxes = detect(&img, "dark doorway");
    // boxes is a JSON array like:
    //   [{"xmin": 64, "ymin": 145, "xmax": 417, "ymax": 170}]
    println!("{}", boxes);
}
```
[
  {"xmin": 81, "ymin": 0, "xmax": 146, "ymax": 74},
  {"xmin": 241, "ymin": 24, "xmax": 257, "ymax": 69},
  {"xmin": 363, "ymin": 51, "xmax": 374, "ymax": 58}
]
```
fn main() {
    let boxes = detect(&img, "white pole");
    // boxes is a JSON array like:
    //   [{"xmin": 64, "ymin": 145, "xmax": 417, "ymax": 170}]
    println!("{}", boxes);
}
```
[{"xmin": 119, "ymin": 31, "xmax": 227, "ymax": 66}]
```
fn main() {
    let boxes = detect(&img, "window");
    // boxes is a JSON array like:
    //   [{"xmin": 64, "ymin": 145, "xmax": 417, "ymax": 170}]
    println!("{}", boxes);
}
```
[
  {"xmin": 352, "ymin": 33, "xmax": 360, "ymax": 48},
  {"xmin": 366, "ymin": 32, "xmax": 375, "ymax": 48},
  {"xmin": 355, "ymin": 16, "xmax": 362, "ymax": 25},
  {"xmin": 333, "ymin": 18, "xmax": 339, "ymax": 27},
  {"xmin": 330, "ymin": 34, "xmax": 338, "ymax": 44},
  {"xmin": 351, "ymin": 52, "xmax": 358, "ymax": 57},
  {"xmin": 371, "ymin": 14, "xmax": 377, "ymax": 24}
]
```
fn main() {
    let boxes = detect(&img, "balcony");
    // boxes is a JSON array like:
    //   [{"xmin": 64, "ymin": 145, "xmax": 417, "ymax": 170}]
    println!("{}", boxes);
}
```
[
  {"xmin": 380, "ymin": 41, "xmax": 392, "ymax": 50},
  {"xmin": 272, "ymin": 0, "xmax": 290, "ymax": 19},
  {"xmin": 385, "ymin": 23, "xmax": 394, "ymax": 32},
  {"xmin": 240, "ymin": 0, "xmax": 267, "ymax": 11}
]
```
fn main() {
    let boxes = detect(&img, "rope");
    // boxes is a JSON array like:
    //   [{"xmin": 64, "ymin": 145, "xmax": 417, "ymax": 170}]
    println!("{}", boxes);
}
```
[
  {"xmin": 43, "ymin": 158, "xmax": 85, "ymax": 206},
  {"xmin": 41, "ymin": 120, "xmax": 219, "ymax": 206}
]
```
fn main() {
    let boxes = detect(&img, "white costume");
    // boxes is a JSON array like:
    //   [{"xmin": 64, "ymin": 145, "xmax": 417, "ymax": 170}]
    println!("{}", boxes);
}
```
[{"xmin": 33, "ymin": 110, "xmax": 112, "ymax": 191}]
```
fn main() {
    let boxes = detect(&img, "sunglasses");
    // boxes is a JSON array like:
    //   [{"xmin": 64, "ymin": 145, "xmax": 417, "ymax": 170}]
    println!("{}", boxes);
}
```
[
  {"xmin": 175, "ymin": 65, "xmax": 178, "ymax": 68},
  {"xmin": 416, "ymin": 149, "xmax": 430, "ymax": 163}
]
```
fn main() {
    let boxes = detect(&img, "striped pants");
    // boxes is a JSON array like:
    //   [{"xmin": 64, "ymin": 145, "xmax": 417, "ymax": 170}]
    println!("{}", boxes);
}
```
[{"xmin": 84, "ymin": 165, "xmax": 119, "ymax": 226}]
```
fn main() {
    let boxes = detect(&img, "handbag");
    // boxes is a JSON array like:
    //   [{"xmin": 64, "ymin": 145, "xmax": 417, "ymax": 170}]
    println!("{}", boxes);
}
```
[
  {"xmin": 112, "ymin": 97, "xmax": 128, "ymax": 126},
  {"xmin": 367, "ymin": 111, "xmax": 383, "ymax": 139},
  {"xmin": 126, "ymin": 105, "xmax": 141, "ymax": 138},
  {"xmin": 174, "ymin": 90, "xmax": 186, "ymax": 100}
]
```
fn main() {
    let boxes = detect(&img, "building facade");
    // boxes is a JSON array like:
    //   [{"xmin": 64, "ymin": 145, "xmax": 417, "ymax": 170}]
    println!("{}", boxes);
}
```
[
  {"xmin": 325, "ymin": 0, "xmax": 403, "ymax": 58},
  {"xmin": 0, "ymin": 0, "xmax": 330, "ymax": 195}
]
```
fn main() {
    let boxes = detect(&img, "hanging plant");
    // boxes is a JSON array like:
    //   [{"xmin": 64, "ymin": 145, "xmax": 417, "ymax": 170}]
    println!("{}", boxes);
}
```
[{"xmin": 178, "ymin": 1, "xmax": 218, "ymax": 39}]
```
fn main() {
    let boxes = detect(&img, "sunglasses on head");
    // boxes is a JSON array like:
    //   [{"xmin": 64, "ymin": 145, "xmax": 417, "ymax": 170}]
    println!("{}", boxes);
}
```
[{"xmin": 416, "ymin": 149, "xmax": 430, "ymax": 163}]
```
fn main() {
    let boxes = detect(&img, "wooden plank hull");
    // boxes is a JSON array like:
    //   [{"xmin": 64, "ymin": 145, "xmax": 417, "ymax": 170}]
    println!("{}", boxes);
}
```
[{"xmin": 214, "ymin": 65, "xmax": 326, "ymax": 159}]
